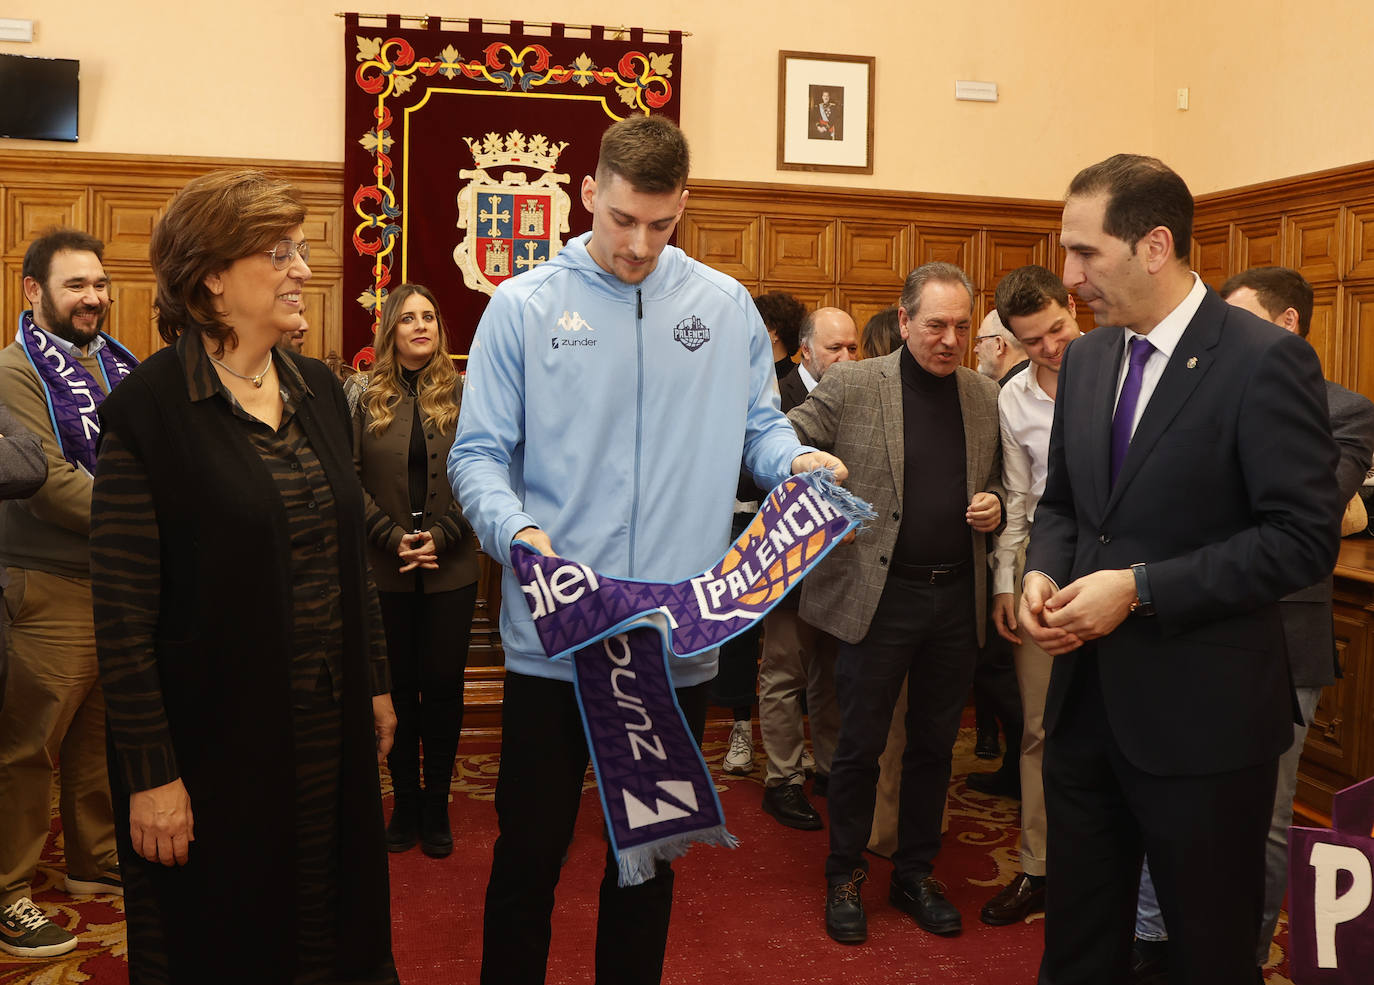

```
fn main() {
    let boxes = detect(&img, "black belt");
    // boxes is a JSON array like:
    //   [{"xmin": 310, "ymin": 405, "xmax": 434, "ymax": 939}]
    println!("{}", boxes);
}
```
[{"xmin": 889, "ymin": 559, "xmax": 970, "ymax": 585}]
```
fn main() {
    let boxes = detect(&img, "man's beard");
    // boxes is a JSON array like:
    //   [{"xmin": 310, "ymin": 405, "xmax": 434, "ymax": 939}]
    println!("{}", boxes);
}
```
[{"xmin": 38, "ymin": 287, "xmax": 107, "ymax": 347}]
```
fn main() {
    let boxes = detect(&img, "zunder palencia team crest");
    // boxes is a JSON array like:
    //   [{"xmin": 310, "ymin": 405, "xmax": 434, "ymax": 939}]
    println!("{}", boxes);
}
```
[{"xmin": 452, "ymin": 130, "xmax": 573, "ymax": 295}]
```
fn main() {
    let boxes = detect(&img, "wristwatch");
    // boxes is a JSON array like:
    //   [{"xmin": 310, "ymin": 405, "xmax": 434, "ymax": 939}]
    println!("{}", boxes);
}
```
[{"xmin": 1129, "ymin": 562, "xmax": 1156, "ymax": 617}]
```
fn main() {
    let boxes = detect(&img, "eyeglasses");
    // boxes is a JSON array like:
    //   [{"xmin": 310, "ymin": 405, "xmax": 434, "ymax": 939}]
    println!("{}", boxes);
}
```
[
  {"xmin": 263, "ymin": 239, "xmax": 311, "ymax": 270},
  {"xmin": 974, "ymin": 334, "xmax": 1004, "ymax": 345}
]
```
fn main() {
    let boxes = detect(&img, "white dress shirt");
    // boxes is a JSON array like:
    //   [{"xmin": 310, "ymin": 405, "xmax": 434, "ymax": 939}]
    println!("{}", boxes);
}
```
[
  {"xmin": 797, "ymin": 362, "xmax": 819, "ymax": 393},
  {"xmin": 1113, "ymin": 272, "xmax": 1206, "ymax": 436},
  {"xmin": 991, "ymin": 365, "xmax": 1056, "ymax": 595}
]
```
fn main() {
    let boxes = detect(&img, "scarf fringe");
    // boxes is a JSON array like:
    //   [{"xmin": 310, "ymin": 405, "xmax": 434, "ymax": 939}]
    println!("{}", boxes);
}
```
[
  {"xmin": 615, "ymin": 825, "xmax": 740, "ymax": 887},
  {"xmin": 801, "ymin": 466, "xmax": 877, "ymax": 526}
]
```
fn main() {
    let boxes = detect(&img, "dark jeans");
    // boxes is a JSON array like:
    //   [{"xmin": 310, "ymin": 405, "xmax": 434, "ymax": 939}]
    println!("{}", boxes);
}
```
[
  {"xmin": 481, "ymin": 670, "xmax": 710, "ymax": 985},
  {"xmin": 378, "ymin": 584, "xmax": 477, "ymax": 795},
  {"xmin": 825, "ymin": 573, "xmax": 977, "ymax": 884},
  {"xmin": 711, "ymin": 511, "xmax": 761, "ymax": 712}
]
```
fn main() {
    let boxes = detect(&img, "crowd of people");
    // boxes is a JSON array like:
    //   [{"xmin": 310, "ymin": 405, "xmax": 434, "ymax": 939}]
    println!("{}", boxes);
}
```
[{"xmin": 0, "ymin": 114, "xmax": 1369, "ymax": 985}]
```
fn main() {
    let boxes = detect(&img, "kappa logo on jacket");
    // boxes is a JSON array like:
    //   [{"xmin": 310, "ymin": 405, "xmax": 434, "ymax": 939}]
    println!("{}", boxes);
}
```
[
  {"xmin": 673, "ymin": 316, "xmax": 710, "ymax": 352},
  {"xmin": 552, "ymin": 310, "xmax": 597, "ymax": 350}
]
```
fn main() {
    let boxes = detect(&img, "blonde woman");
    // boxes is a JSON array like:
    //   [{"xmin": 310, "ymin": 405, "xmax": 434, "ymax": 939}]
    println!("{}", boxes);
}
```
[{"xmin": 354, "ymin": 284, "xmax": 477, "ymax": 858}]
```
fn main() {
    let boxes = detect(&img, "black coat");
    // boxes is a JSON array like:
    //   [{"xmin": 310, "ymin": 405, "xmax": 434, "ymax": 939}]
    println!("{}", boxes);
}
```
[{"xmin": 94, "ymin": 346, "xmax": 391, "ymax": 982}]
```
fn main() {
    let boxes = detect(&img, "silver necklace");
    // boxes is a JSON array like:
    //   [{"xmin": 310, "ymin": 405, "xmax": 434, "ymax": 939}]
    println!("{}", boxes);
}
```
[{"xmin": 210, "ymin": 352, "xmax": 273, "ymax": 388}]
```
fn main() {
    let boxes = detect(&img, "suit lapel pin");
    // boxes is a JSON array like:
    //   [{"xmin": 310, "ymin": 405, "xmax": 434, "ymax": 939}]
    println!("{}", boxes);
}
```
[{"xmin": 1186, "ymin": 356, "xmax": 1198, "ymax": 369}]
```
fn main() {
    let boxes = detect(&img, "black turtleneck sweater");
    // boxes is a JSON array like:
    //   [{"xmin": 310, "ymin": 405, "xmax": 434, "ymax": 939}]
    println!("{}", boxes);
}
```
[{"xmin": 893, "ymin": 345, "xmax": 971, "ymax": 566}]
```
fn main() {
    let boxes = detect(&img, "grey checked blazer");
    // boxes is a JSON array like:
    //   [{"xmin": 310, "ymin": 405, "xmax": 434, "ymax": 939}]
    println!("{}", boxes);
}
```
[{"xmin": 787, "ymin": 350, "xmax": 1003, "ymax": 645}]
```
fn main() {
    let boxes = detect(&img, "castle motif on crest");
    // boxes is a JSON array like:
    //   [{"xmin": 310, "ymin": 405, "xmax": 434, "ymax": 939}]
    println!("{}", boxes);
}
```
[{"xmin": 452, "ymin": 130, "xmax": 573, "ymax": 296}]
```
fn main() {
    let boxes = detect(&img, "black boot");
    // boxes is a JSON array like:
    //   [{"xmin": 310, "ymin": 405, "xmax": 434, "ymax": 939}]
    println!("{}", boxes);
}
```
[
  {"xmin": 386, "ymin": 793, "xmax": 421, "ymax": 853},
  {"xmin": 421, "ymin": 791, "xmax": 453, "ymax": 858}
]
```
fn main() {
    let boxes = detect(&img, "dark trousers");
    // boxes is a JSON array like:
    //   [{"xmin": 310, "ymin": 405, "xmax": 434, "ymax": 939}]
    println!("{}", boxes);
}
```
[
  {"xmin": 481, "ymin": 670, "xmax": 710, "ymax": 985},
  {"xmin": 711, "ymin": 511, "xmax": 761, "ymax": 714},
  {"xmin": 1038, "ymin": 655, "xmax": 1277, "ymax": 985},
  {"xmin": 825, "ymin": 573, "xmax": 977, "ymax": 884},
  {"xmin": 378, "ymin": 584, "xmax": 477, "ymax": 795},
  {"xmin": 973, "ymin": 620, "xmax": 1022, "ymax": 757}
]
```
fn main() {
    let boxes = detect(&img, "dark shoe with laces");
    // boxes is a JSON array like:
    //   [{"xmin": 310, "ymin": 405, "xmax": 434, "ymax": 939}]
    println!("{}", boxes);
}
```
[
  {"xmin": 890, "ymin": 874, "xmax": 962, "ymax": 936},
  {"xmin": 825, "ymin": 870, "xmax": 867, "ymax": 943},
  {"xmin": 762, "ymin": 783, "xmax": 823, "ymax": 831},
  {"xmin": 386, "ymin": 793, "xmax": 421, "ymax": 853},
  {"xmin": 421, "ymin": 791, "xmax": 453, "ymax": 858},
  {"xmin": 979, "ymin": 871, "xmax": 1044, "ymax": 925}
]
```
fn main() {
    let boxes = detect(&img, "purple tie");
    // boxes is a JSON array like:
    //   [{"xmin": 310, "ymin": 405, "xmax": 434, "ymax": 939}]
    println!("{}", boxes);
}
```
[{"xmin": 1110, "ymin": 336, "xmax": 1154, "ymax": 485}]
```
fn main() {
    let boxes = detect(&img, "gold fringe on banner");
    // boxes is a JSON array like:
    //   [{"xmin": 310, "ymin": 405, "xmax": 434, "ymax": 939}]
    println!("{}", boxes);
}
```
[{"xmin": 334, "ymin": 12, "xmax": 689, "ymax": 40}]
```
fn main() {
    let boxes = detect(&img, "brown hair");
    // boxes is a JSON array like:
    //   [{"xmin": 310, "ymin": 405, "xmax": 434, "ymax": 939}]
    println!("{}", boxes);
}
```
[
  {"xmin": 1220, "ymin": 266, "xmax": 1314, "ymax": 338},
  {"xmin": 1067, "ymin": 154, "xmax": 1193, "ymax": 260},
  {"xmin": 753, "ymin": 291, "xmax": 806, "ymax": 356},
  {"xmin": 149, "ymin": 169, "xmax": 307, "ymax": 353},
  {"xmin": 23, "ymin": 228, "xmax": 105, "ymax": 285},
  {"xmin": 361, "ymin": 284, "xmax": 461, "ymax": 436},
  {"xmin": 995, "ymin": 264, "xmax": 1072, "ymax": 329},
  {"xmin": 860, "ymin": 306, "xmax": 903, "ymax": 358},
  {"xmin": 595, "ymin": 115, "xmax": 690, "ymax": 193}
]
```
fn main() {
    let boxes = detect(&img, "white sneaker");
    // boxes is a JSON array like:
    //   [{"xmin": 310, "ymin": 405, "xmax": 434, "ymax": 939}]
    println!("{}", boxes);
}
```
[
  {"xmin": 801, "ymin": 747, "xmax": 817, "ymax": 775},
  {"xmin": 722, "ymin": 720, "xmax": 754, "ymax": 774},
  {"xmin": 0, "ymin": 896, "xmax": 78, "ymax": 957}
]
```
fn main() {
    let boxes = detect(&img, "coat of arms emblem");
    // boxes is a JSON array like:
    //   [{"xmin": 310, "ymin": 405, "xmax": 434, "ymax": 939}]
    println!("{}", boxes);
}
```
[{"xmin": 452, "ymin": 130, "xmax": 573, "ymax": 295}]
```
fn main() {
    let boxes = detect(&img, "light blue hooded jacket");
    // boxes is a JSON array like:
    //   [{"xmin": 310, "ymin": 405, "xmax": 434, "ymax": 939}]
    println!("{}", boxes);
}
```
[{"xmin": 449, "ymin": 232, "xmax": 813, "ymax": 685}]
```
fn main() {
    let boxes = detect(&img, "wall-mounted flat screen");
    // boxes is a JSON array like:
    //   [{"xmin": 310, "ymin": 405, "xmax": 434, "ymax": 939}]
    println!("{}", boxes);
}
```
[{"xmin": 0, "ymin": 54, "xmax": 79, "ymax": 142}]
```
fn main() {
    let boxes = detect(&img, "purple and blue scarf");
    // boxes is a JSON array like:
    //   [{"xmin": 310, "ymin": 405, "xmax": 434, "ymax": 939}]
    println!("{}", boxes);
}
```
[
  {"xmin": 512, "ymin": 469, "xmax": 873, "ymax": 886},
  {"xmin": 17, "ymin": 311, "xmax": 137, "ymax": 473}
]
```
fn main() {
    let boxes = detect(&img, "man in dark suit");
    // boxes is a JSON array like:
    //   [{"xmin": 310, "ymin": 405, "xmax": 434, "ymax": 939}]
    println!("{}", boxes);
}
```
[
  {"xmin": 1020, "ymin": 155, "xmax": 1341, "ymax": 985},
  {"xmin": 757, "ymin": 307, "xmax": 855, "ymax": 829},
  {"xmin": 1129, "ymin": 265, "xmax": 1374, "ymax": 980},
  {"xmin": 789, "ymin": 263, "xmax": 1003, "ymax": 943}
]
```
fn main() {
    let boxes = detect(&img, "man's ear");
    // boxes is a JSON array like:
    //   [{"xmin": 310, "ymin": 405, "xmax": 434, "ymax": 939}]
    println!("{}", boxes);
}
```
[
  {"xmin": 1139, "ymin": 225, "xmax": 1176, "ymax": 274},
  {"xmin": 22, "ymin": 276, "xmax": 41, "ymax": 307},
  {"xmin": 1279, "ymin": 306, "xmax": 1301, "ymax": 335},
  {"xmin": 580, "ymin": 175, "xmax": 596, "ymax": 214}
]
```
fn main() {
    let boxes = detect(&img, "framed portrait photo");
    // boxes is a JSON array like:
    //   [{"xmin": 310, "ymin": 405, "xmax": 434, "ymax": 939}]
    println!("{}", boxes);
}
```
[{"xmin": 776, "ymin": 50, "xmax": 875, "ymax": 175}]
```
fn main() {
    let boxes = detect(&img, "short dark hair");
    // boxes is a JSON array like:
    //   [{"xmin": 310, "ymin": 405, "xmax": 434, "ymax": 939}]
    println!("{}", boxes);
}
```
[
  {"xmin": 1067, "ymin": 153, "xmax": 1193, "ymax": 260},
  {"xmin": 753, "ymin": 291, "xmax": 806, "ymax": 356},
  {"xmin": 899, "ymin": 262, "xmax": 973, "ymax": 319},
  {"xmin": 1220, "ymin": 266, "xmax": 1315, "ymax": 338},
  {"xmin": 861, "ymin": 306, "xmax": 903, "ymax": 359},
  {"xmin": 596, "ymin": 116, "xmax": 690, "ymax": 193},
  {"xmin": 995, "ymin": 265, "xmax": 1071, "ymax": 330},
  {"xmin": 23, "ymin": 228, "xmax": 105, "ymax": 286},
  {"xmin": 149, "ymin": 169, "xmax": 307, "ymax": 351}
]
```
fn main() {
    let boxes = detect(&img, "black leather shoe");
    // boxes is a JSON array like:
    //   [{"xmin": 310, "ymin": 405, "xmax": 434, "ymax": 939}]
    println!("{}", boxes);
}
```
[
  {"xmin": 763, "ymin": 783, "xmax": 823, "ymax": 831},
  {"xmin": 812, "ymin": 772, "xmax": 828, "ymax": 797},
  {"xmin": 420, "ymin": 791, "xmax": 453, "ymax": 858},
  {"xmin": 966, "ymin": 769, "xmax": 1021, "ymax": 800},
  {"xmin": 974, "ymin": 730, "xmax": 1000, "ymax": 759},
  {"xmin": 825, "ymin": 870, "xmax": 866, "ymax": 943},
  {"xmin": 979, "ymin": 872, "xmax": 1045, "ymax": 926},
  {"xmin": 1128, "ymin": 938, "xmax": 1168, "ymax": 984},
  {"xmin": 889, "ymin": 875, "xmax": 961, "ymax": 935},
  {"xmin": 386, "ymin": 793, "xmax": 420, "ymax": 853}
]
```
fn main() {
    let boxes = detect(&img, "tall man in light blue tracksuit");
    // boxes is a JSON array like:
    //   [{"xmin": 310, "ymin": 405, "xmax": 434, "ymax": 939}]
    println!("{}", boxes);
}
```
[{"xmin": 450, "ymin": 115, "xmax": 846, "ymax": 985}]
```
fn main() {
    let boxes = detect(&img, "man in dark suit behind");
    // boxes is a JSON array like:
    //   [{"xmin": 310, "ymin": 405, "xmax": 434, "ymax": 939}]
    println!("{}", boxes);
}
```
[
  {"xmin": 756, "ymin": 307, "xmax": 856, "ymax": 829},
  {"xmin": 1020, "ymin": 155, "xmax": 1341, "ymax": 985}
]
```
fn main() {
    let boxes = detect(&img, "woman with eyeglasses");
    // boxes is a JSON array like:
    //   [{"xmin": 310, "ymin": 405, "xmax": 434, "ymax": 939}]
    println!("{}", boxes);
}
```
[
  {"xmin": 89, "ymin": 169, "xmax": 398, "ymax": 985},
  {"xmin": 352, "ymin": 283, "xmax": 477, "ymax": 859}
]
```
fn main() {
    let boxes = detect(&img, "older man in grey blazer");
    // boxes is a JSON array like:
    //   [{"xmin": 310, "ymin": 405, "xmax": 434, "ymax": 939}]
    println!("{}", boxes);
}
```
[{"xmin": 788, "ymin": 261, "xmax": 1003, "ymax": 944}]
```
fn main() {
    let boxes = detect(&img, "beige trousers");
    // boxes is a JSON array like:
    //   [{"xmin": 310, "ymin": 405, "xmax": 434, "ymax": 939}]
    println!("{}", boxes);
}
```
[
  {"xmin": 758, "ymin": 608, "xmax": 838, "ymax": 787},
  {"xmin": 0, "ymin": 568, "xmax": 117, "ymax": 907}
]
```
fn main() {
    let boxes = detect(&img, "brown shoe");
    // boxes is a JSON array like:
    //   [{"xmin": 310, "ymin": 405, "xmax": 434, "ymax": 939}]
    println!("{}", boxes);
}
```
[{"xmin": 978, "ymin": 872, "xmax": 1045, "ymax": 926}]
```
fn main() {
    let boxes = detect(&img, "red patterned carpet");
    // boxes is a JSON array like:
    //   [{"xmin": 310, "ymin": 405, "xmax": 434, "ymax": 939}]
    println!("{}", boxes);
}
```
[{"xmin": 2, "ymin": 721, "xmax": 1298, "ymax": 984}]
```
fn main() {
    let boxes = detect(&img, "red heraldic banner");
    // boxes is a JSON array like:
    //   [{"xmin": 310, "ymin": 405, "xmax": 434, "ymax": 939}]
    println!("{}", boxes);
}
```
[{"xmin": 342, "ymin": 14, "xmax": 684, "ymax": 363}]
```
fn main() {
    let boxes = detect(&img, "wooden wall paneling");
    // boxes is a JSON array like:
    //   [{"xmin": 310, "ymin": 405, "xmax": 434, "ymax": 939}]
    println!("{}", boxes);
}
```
[
  {"xmin": 3, "ymin": 185, "xmax": 87, "ymax": 258},
  {"xmin": 1345, "ymin": 201, "xmax": 1374, "ymax": 281},
  {"xmin": 1299, "ymin": 608, "xmax": 1368, "ymax": 816},
  {"xmin": 1233, "ymin": 215, "xmax": 1283, "ymax": 272},
  {"xmin": 837, "ymin": 285, "xmax": 902, "ymax": 333},
  {"xmin": 914, "ymin": 227, "xmax": 980, "ymax": 288},
  {"xmin": 1284, "ymin": 207, "xmax": 1343, "ymax": 283},
  {"xmin": 761, "ymin": 282, "xmax": 835, "ymax": 313},
  {"xmin": 984, "ymin": 229, "xmax": 1054, "ymax": 294},
  {"xmin": 837, "ymin": 219, "xmax": 910, "ymax": 285},
  {"xmin": 301, "ymin": 281, "xmax": 344, "ymax": 362},
  {"xmin": 762, "ymin": 216, "xmax": 836, "ymax": 283},
  {"xmin": 1, "ymin": 260, "xmax": 22, "ymax": 347},
  {"xmin": 1308, "ymin": 285, "xmax": 1341, "ymax": 380},
  {"xmin": 678, "ymin": 211, "xmax": 762, "ymax": 283},
  {"xmin": 92, "ymin": 188, "xmax": 170, "ymax": 263},
  {"xmin": 1191, "ymin": 223, "xmax": 1232, "ymax": 288},
  {"xmin": 1344, "ymin": 281, "xmax": 1374, "ymax": 395},
  {"xmin": 107, "ymin": 272, "xmax": 160, "ymax": 360}
]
